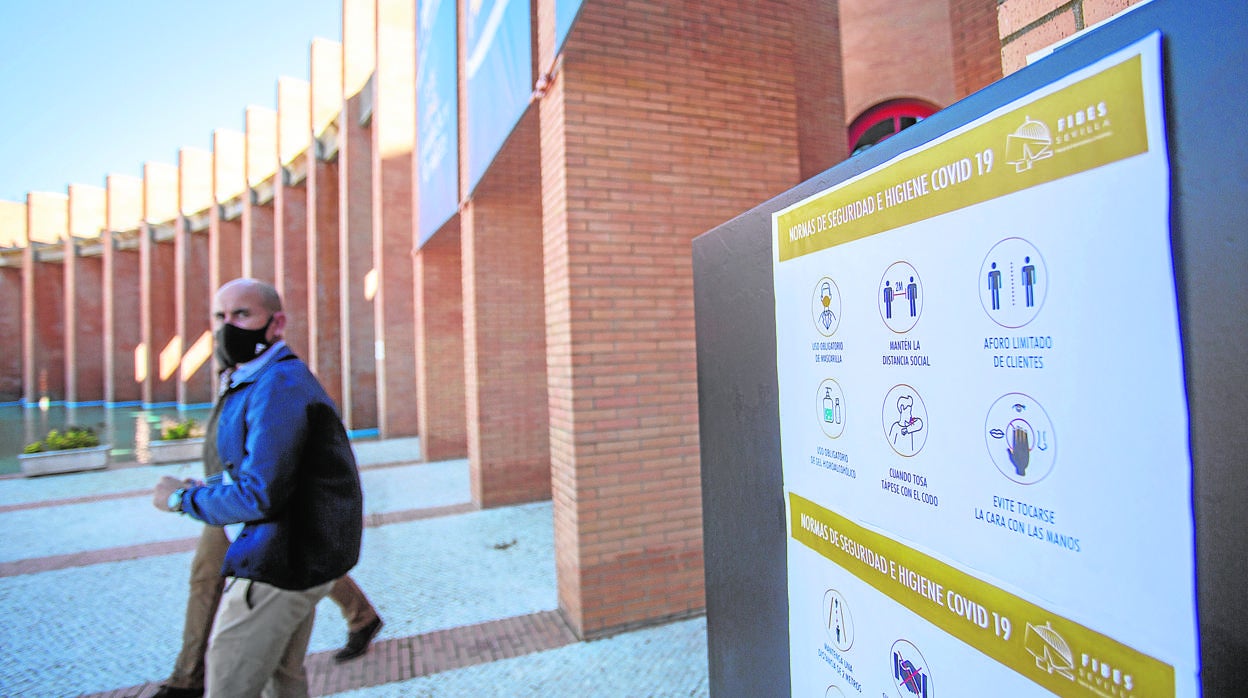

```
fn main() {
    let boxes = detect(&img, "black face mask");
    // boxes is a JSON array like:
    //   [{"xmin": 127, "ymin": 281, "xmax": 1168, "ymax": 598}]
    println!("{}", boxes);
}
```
[{"xmin": 215, "ymin": 316, "xmax": 274, "ymax": 367}]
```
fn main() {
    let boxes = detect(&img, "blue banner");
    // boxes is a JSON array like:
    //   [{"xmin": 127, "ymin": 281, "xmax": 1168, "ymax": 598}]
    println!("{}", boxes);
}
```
[
  {"xmin": 465, "ymin": 0, "xmax": 532, "ymax": 191},
  {"xmin": 555, "ymin": 0, "xmax": 584, "ymax": 54},
  {"xmin": 417, "ymin": 0, "xmax": 459, "ymax": 246}
]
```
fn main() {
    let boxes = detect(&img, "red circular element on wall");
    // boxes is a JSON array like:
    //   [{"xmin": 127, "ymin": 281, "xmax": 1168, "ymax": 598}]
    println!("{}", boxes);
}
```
[{"xmin": 848, "ymin": 99, "xmax": 939, "ymax": 155}]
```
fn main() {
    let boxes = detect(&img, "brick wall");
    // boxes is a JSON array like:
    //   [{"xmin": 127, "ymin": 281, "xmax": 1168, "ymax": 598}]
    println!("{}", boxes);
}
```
[
  {"xmin": 308, "ymin": 40, "xmax": 344, "ymax": 403},
  {"xmin": 339, "ymin": 0, "xmax": 378, "ymax": 432},
  {"xmin": 0, "ymin": 202, "xmax": 23, "ymax": 401},
  {"xmin": 26, "ymin": 193, "xmax": 70, "ymax": 403},
  {"xmin": 243, "ymin": 108, "xmax": 278, "ymax": 283},
  {"xmin": 462, "ymin": 108, "xmax": 552, "ymax": 507},
  {"xmin": 103, "ymin": 175, "xmax": 143, "ymax": 406},
  {"xmin": 794, "ymin": 1, "xmax": 849, "ymax": 178},
  {"xmin": 65, "ymin": 185, "xmax": 107, "ymax": 404},
  {"xmin": 950, "ymin": 0, "xmax": 1004, "ymax": 98},
  {"xmin": 210, "ymin": 130, "xmax": 245, "ymax": 294},
  {"xmin": 141, "ymin": 227, "xmax": 177, "ymax": 406},
  {"xmin": 841, "ymin": 0, "xmax": 958, "ymax": 125},
  {"xmin": 274, "ymin": 173, "xmax": 310, "ymax": 357},
  {"xmin": 308, "ymin": 157, "xmax": 344, "ymax": 408},
  {"xmin": 23, "ymin": 232, "xmax": 65, "ymax": 403},
  {"xmin": 372, "ymin": 0, "xmax": 419, "ymax": 439},
  {"xmin": 541, "ymin": 0, "xmax": 804, "ymax": 638},
  {"xmin": 998, "ymin": 0, "xmax": 1147, "ymax": 74},
  {"xmin": 0, "ymin": 265, "xmax": 20, "ymax": 400},
  {"xmin": 275, "ymin": 78, "xmax": 311, "ymax": 359},
  {"xmin": 415, "ymin": 221, "xmax": 468, "ymax": 462}
]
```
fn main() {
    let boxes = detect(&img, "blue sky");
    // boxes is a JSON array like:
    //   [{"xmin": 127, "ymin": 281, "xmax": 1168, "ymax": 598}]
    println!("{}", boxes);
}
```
[{"xmin": 0, "ymin": 0, "xmax": 342, "ymax": 203}]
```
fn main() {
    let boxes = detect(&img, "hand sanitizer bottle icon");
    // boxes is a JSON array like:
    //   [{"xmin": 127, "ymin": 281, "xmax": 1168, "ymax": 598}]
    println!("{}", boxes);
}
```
[{"xmin": 823, "ymin": 388, "xmax": 835, "ymax": 423}]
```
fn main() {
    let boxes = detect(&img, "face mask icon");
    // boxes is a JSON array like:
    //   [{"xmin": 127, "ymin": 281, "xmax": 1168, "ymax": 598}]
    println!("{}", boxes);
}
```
[{"xmin": 815, "ymin": 278, "xmax": 840, "ymax": 334}]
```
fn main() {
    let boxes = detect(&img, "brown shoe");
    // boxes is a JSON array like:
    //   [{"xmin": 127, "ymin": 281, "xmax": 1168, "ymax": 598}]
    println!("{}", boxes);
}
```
[{"xmin": 333, "ymin": 616, "xmax": 383, "ymax": 663}]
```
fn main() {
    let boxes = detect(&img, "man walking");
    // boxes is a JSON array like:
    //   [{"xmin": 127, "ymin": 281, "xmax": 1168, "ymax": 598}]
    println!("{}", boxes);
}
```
[{"xmin": 153, "ymin": 278, "xmax": 363, "ymax": 697}]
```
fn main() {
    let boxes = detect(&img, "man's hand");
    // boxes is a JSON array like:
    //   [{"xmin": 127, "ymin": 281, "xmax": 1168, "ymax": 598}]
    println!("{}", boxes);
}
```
[{"xmin": 153, "ymin": 475, "xmax": 193, "ymax": 511}]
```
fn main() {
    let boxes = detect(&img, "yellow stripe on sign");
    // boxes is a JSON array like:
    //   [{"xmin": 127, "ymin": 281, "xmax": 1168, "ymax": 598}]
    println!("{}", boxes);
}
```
[
  {"xmin": 789, "ymin": 492, "xmax": 1174, "ymax": 697},
  {"xmin": 776, "ymin": 54, "xmax": 1149, "ymax": 262}
]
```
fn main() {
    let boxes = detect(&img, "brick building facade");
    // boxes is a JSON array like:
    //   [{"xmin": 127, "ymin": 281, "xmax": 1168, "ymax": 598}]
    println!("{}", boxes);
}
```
[{"xmin": 0, "ymin": 0, "xmax": 1144, "ymax": 640}]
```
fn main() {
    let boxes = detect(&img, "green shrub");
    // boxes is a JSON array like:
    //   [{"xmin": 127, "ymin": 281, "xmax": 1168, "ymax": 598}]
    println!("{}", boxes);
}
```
[
  {"xmin": 23, "ymin": 426, "xmax": 101, "ymax": 453},
  {"xmin": 160, "ymin": 418, "xmax": 201, "ymax": 441}
]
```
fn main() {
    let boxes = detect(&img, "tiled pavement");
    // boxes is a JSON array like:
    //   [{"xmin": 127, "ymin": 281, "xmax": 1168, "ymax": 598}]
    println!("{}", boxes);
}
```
[{"xmin": 0, "ymin": 439, "xmax": 709, "ymax": 697}]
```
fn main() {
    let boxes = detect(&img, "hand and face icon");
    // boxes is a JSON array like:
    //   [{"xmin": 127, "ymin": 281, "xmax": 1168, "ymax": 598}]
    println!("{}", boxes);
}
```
[
  {"xmin": 884, "ymin": 388, "xmax": 926, "ymax": 455},
  {"xmin": 1007, "ymin": 422, "xmax": 1031, "ymax": 476},
  {"xmin": 896, "ymin": 396, "xmax": 914, "ymax": 433},
  {"xmin": 985, "ymin": 393, "xmax": 1054, "ymax": 484}
]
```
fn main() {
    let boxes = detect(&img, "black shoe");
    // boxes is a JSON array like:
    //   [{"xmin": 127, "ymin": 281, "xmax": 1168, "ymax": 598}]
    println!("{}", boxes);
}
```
[
  {"xmin": 151, "ymin": 686, "xmax": 203, "ymax": 698},
  {"xmin": 333, "ymin": 616, "xmax": 383, "ymax": 663}
]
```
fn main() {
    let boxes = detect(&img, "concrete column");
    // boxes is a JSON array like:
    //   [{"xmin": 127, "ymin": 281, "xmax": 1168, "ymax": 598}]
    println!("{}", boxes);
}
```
[
  {"xmin": 65, "ymin": 184, "xmax": 107, "ymax": 404},
  {"xmin": 339, "ymin": 0, "xmax": 379, "ymax": 432},
  {"xmin": 0, "ymin": 201, "xmax": 26, "ymax": 402},
  {"xmin": 372, "ymin": 0, "xmax": 418, "ymax": 438},
  {"xmin": 211, "ymin": 129, "xmax": 246, "ymax": 293},
  {"xmin": 177, "ymin": 148, "xmax": 214, "ymax": 407},
  {"xmin": 461, "ymin": 110, "xmax": 550, "ymax": 507},
  {"xmin": 244, "ymin": 106, "xmax": 278, "ymax": 283},
  {"xmin": 275, "ymin": 77, "xmax": 312, "ymax": 357},
  {"xmin": 24, "ymin": 192, "xmax": 68, "ymax": 403},
  {"xmin": 537, "ymin": 0, "xmax": 806, "ymax": 637},
  {"xmin": 308, "ymin": 38, "xmax": 344, "ymax": 407},
  {"xmin": 414, "ymin": 222, "xmax": 466, "ymax": 461},
  {"xmin": 141, "ymin": 163, "xmax": 179, "ymax": 406},
  {"xmin": 104, "ymin": 175, "xmax": 143, "ymax": 405}
]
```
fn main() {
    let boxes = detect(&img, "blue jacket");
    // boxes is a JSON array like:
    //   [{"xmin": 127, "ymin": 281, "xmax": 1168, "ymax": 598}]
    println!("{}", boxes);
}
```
[{"xmin": 182, "ymin": 344, "xmax": 363, "ymax": 590}]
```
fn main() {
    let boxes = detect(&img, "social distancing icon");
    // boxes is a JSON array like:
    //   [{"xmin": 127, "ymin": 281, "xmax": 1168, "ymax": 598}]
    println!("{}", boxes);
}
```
[{"xmin": 980, "ymin": 238, "xmax": 1046, "ymax": 328}]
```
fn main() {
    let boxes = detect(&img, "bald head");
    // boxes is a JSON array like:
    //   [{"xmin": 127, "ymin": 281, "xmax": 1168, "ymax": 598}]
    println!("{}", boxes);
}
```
[
  {"xmin": 213, "ymin": 278, "xmax": 287, "ymax": 346},
  {"xmin": 218, "ymin": 278, "xmax": 283, "ymax": 314}
]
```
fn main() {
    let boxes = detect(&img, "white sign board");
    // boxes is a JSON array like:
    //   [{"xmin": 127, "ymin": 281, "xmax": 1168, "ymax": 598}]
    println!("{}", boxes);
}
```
[{"xmin": 772, "ymin": 34, "xmax": 1198, "ymax": 697}]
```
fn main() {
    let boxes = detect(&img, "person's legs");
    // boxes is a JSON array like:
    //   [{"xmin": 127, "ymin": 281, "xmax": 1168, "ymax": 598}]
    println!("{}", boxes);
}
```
[
  {"xmin": 329, "ymin": 575, "xmax": 384, "ymax": 662},
  {"xmin": 206, "ymin": 578, "xmax": 332, "ymax": 698},
  {"xmin": 165, "ymin": 526, "xmax": 230, "ymax": 690},
  {"xmin": 328, "ymin": 575, "xmax": 378, "ymax": 632},
  {"xmin": 264, "ymin": 600, "xmax": 319, "ymax": 698}
]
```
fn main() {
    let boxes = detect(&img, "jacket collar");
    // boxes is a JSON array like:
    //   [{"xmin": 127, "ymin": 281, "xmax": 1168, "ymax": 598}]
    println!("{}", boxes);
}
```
[{"xmin": 227, "ymin": 340, "xmax": 290, "ymax": 390}]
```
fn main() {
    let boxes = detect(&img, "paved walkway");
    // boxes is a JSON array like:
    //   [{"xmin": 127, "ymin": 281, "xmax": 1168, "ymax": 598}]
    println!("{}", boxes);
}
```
[{"xmin": 0, "ymin": 438, "xmax": 709, "ymax": 697}]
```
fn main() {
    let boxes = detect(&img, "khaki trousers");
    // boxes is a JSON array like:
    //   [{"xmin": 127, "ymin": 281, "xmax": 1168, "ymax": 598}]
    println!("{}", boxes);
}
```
[
  {"xmin": 328, "ymin": 574, "xmax": 380, "ymax": 633},
  {"xmin": 168, "ymin": 525, "xmax": 230, "ymax": 689},
  {"xmin": 205, "ymin": 578, "xmax": 334, "ymax": 698},
  {"xmin": 167, "ymin": 526, "xmax": 376, "ymax": 689}
]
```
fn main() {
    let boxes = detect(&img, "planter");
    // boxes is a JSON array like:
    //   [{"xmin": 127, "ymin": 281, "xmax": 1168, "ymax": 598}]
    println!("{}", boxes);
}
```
[
  {"xmin": 148, "ymin": 437, "xmax": 205, "ymax": 464},
  {"xmin": 17, "ymin": 444, "xmax": 112, "ymax": 477}
]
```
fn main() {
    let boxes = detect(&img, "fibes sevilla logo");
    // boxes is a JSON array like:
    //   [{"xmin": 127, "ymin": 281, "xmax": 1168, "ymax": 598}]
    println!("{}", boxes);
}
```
[
  {"xmin": 891, "ymin": 639, "xmax": 933, "ymax": 698},
  {"xmin": 1005, "ymin": 102, "xmax": 1113, "ymax": 173}
]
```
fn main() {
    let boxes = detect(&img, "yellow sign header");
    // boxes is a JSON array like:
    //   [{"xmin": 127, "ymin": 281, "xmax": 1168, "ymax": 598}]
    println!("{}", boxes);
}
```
[
  {"xmin": 775, "ymin": 55, "xmax": 1149, "ymax": 262},
  {"xmin": 790, "ymin": 492, "xmax": 1174, "ymax": 697}
]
